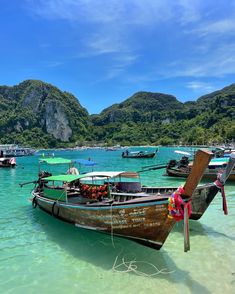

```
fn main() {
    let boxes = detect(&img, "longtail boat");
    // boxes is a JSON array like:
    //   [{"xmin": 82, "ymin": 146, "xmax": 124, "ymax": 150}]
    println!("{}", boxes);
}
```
[
  {"xmin": 143, "ymin": 153, "xmax": 235, "ymax": 220},
  {"xmin": 122, "ymin": 149, "xmax": 158, "ymax": 158},
  {"xmin": 22, "ymin": 155, "xmax": 235, "ymax": 223},
  {"xmin": 166, "ymin": 154, "xmax": 235, "ymax": 181},
  {"xmin": 21, "ymin": 150, "xmax": 216, "ymax": 252},
  {"xmin": 0, "ymin": 157, "xmax": 16, "ymax": 168}
]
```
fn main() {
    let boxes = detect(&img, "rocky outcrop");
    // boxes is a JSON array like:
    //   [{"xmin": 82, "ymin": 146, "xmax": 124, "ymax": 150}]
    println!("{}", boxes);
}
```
[
  {"xmin": 0, "ymin": 80, "xmax": 90, "ymax": 145},
  {"xmin": 43, "ymin": 100, "xmax": 72, "ymax": 142}
]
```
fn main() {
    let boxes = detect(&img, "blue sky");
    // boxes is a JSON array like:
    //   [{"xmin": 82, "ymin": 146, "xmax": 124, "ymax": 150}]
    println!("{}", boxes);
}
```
[{"xmin": 1, "ymin": 0, "xmax": 235, "ymax": 114}]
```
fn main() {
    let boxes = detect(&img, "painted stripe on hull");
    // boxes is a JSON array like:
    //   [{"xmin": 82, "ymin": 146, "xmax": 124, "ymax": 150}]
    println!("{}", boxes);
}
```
[
  {"xmin": 74, "ymin": 223, "xmax": 163, "ymax": 248},
  {"xmin": 75, "ymin": 224, "xmax": 106, "ymax": 231},
  {"xmin": 36, "ymin": 196, "xmax": 168, "ymax": 210}
]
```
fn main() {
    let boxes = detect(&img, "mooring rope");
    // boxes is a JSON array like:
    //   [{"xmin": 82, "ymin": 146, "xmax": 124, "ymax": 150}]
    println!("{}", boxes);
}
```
[
  {"xmin": 112, "ymin": 253, "xmax": 174, "ymax": 276},
  {"xmin": 110, "ymin": 202, "xmax": 115, "ymax": 248}
]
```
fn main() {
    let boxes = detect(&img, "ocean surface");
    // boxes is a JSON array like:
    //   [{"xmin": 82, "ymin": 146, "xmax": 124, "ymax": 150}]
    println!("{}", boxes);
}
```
[{"xmin": 0, "ymin": 146, "xmax": 235, "ymax": 294}]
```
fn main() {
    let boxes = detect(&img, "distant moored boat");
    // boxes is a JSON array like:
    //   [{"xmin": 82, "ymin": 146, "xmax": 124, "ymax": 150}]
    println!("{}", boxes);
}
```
[
  {"xmin": 122, "ymin": 148, "xmax": 158, "ymax": 158},
  {"xmin": 0, "ymin": 144, "xmax": 36, "ymax": 157}
]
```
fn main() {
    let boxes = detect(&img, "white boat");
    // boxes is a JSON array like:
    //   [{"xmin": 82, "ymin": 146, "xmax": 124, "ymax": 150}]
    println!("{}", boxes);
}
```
[{"xmin": 0, "ymin": 144, "xmax": 36, "ymax": 157}]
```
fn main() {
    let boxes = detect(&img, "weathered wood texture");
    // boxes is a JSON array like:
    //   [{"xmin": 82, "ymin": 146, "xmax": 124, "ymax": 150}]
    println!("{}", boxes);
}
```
[
  {"xmin": 36, "ymin": 196, "xmax": 175, "ymax": 249},
  {"xmin": 183, "ymin": 149, "xmax": 213, "ymax": 197}
]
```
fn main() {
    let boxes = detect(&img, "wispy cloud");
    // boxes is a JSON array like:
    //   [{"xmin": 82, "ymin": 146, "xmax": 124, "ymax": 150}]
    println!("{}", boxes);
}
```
[
  {"xmin": 177, "ymin": 0, "xmax": 202, "ymax": 25},
  {"xmin": 25, "ymin": 0, "xmax": 222, "ymax": 28},
  {"xmin": 88, "ymin": 53, "xmax": 140, "ymax": 83},
  {"xmin": 25, "ymin": 1, "xmax": 234, "ymax": 50},
  {"xmin": 24, "ymin": 1, "xmax": 199, "ymax": 59},
  {"xmin": 44, "ymin": 61, "xmax": 64, "ymax": 68},
  {"xmin": 24, "ymin": 0, "xmax": 235, "ymax": 82},
  {"xmin": 164, "ymin": 41, "xmax": 235, "ymax": 78},
  {"xmin": 25, "ymin": 0, "xmax": 175, "ymax": 24},
  {"xmin": 189, "ymin": 19, "xmax": 235, "ymax": 37},
  {"xmin": 84, "ymin": 32, "xmax": 128, "ymax": 56},
  {"xmin": 105, "ymin": 54, "xmax": 140, "ymax": 79},
  {"xmin": 186, "ymin": 81, "xmax": 215, "ymax": 92}
]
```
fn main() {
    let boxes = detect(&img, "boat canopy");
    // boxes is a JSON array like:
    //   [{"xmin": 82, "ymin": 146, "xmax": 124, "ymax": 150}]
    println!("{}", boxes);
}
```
[
  {"xmin": 43, "ymin": 174, "xmax": 87, "ymax": 182},
  {"xmin": 129, "ymin": 151, "xmax": 153, "ymax": 154},
  {"xmin": 211, "ymin": 157, "xmax": 230, "ymax": 162},
  {"xmin": 209, "ymin": 157, "xmax": 230, "ymax": 166},
  {"xmin": 0, "ymin": 158, "xmax": 8, "ymax": 162},
  {"xmin": 39, "ymin": 157, "xmax": 72, "ymax": 165},
  {"xmin": 189, "ymin": 157, "xmax": 230, "ymax": 167},
  {"xmin": 83, "ymin": 171, "xmax": 139, "ymax": 179},
  {"xmin": 43, "ymin": 171, "xmax": 140, "ymax": 184},
  {"xmin": 73, "ymin": 159, "xmax": 98, "ymax": 166},
  {"xmin": 174, "ymin": 150, "xmax": 192, "ymax": 156}
]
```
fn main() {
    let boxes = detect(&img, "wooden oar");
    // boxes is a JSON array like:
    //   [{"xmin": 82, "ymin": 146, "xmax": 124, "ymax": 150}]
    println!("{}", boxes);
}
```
[{"xmin": 182, "ymin": 149, "xmax": 213, "ymax": 252}]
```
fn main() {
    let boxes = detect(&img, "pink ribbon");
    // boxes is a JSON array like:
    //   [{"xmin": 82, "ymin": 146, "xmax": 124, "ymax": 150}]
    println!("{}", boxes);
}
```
[{"xmin": 214, "ymin": 176, "xmax": 228, "ymax": 215}]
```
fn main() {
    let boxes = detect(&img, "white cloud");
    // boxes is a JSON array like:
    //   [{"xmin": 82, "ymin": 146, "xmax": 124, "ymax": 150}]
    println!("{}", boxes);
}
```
[
  {"xmin": 84, "ymin": 30, "xmax": 129, "ymax": 56},
  {"xmin": 90, "ymin": 53, "xmax": 140, "ymax": 82},
  {"xmin": 44, "ymin": 61, "xmax": 64, "ymax": 68},
  {"xmin": 186, "ymin": 81, "xmax": 214, "ymax": 92},
  {"xmin": 105, "ymin": 54, "xmax": 140, "ymax": 78},
  {"xmin": 177, "ymin": 0, "xmax": 202, "ymax": 25},
  {"xmin": 25, "ymin": 0, "xmax": 175, "ymax": 24},
  {"xmin": 189, "ymin": 19, "xmax": 235, "ymax": 37},
  {"xmin": 25, "ymin": 1, "xmax": 235, "ymax": 36},
  {"xmin": 24, "ymin": 0, "xmax": 235, "ymax": 82},
  {"xmin": 153, "ymin": 39, "xmax": 235, "ymax": 80}
]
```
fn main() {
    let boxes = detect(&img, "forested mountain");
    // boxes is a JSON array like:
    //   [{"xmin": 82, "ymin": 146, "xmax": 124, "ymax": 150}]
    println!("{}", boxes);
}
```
[
  {"xmin": 0, "ymin": 80, "xmax": 234, "ymax": 147},
  {"xmin": 91, "ymin": 86, "xmax": 235, "ymax": 146},
  {"xmin": 0, "ymin": 80, "xmax": 90, "ymax": 147},
  {"xmin": 91, "ymin": 92, "xmax": 185, "ymax": 125}
]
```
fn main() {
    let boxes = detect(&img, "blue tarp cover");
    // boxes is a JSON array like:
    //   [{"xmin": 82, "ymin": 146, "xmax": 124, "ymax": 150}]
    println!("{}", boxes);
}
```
[{"xmin": 73, "ymin": 159, "xmax": 98, "ymax": 166}]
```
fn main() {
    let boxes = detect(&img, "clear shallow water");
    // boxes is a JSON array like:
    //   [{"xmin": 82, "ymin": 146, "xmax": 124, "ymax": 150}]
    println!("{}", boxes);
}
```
[{"xmin": 0, "ymin": 147, "xmax": 235, "ymax": 294}]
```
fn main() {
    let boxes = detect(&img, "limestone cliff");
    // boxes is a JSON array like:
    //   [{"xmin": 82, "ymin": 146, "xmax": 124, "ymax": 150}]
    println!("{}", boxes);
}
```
[
  {"xmin": 43, "ymin": 100, "xmax": 72, "ymax": 141},
  {"xmin": 0, "ymin": 80, "xmax": 90, "ymax": 145}
]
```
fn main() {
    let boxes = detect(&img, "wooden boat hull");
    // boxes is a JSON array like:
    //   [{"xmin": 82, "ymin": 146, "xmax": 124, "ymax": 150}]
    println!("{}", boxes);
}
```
[
  {"xmin": 142, "ymin": 184, "xmax": 220, "ymax": 220},
  {"xmin": 32, "ymin": 182, "xmax": 219, "ymax": 251},
  {"xmin": 166, "ymin": 167, "xmax": 235, "ymax": 181},
  {"xmin": 190, "ymin": 184, "xmax": 219, "ymax": 220},
  {"xmin": 0, "ymin": 164, "xmax": 16, "ymax": 168},
  {"xmin": 33, "ymin": 194, "xmax": 175, "ymax": 249},
  {"xmin": 201, "ymin": 173, "xmax": 235, "ymax": 181},
  {"xmin": 122, "ymin": 153, "xmax": 155, "ymax": 158},
  {"xmin": 25, "ymin": 150, "xmax": 234, "ymax": 252},
  {"xmin": 0, "ymin": 159, "xmax": 16, "ymax": 168}
]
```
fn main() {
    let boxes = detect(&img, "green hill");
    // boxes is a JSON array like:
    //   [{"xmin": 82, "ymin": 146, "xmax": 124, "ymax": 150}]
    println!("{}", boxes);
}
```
[
  {"xmin": 91, "ymin": 86, "xmax": 235, "ymax": 146},
  {"xmin": 0, "ymin": 80, "xmax": 234, "ymax": 147},
  {"xmin": 0, "ymin": 80, "xmax": 90, "ymax": 148}
]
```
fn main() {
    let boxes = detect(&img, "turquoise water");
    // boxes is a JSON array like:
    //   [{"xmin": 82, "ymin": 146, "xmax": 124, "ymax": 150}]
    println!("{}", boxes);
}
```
[{"xmin": 0, "ymin": 147, "xmax": 235, "ymax": 294}]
